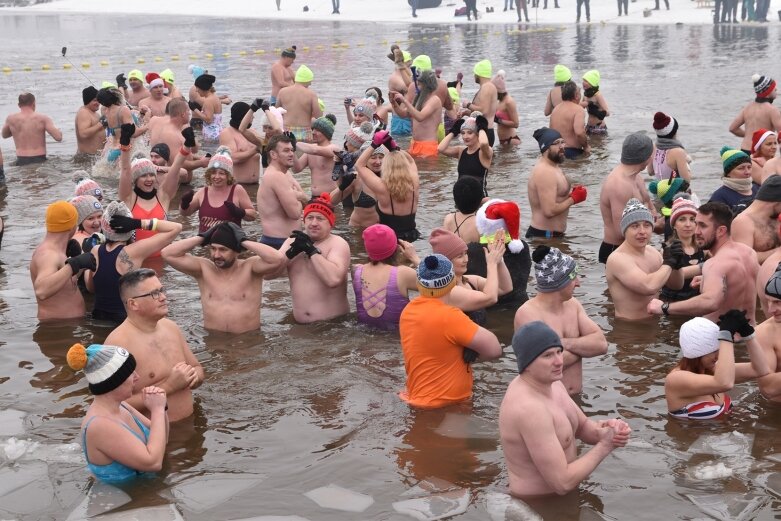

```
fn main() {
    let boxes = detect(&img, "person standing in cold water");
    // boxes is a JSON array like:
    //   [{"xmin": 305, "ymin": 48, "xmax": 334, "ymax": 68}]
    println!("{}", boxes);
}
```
[
  {"xmin": 729, "ymin": 74, "xmax": 781, "ymax": 154},
  {"xmin": 2, "ymin": 92, "xmax": 62, "ymax": 166}
]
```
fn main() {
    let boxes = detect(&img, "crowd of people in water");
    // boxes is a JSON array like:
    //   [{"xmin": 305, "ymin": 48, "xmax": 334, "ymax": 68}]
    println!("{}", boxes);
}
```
[{"xmin": 3, "ymin": 42, "xmax": 781, "ymax": 499}]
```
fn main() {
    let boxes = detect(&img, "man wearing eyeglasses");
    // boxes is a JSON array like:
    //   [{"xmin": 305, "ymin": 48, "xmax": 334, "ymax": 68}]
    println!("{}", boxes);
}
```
[
  {"xmin": 105, "ymin": 268, "xmax": 204, "ymax": 422},
  {"xmin": 161, "ymin": 222, "xmax": 286, "ymax": 333}
]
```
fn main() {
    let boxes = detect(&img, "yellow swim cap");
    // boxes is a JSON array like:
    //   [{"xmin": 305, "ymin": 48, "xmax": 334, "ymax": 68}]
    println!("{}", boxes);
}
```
[
  {"xmin": 554, "ymin": 64, "xmax": 572, "ymax": 83},
  {"xmin": 101, "ymin": 81, "xmax": 117, "ymax": 89},
  {"xmin": 128, "ymin": 69, "xmax": 143, "ymax": 82},
  {"xmin": 473, "ymin": 59, "xmax": 492, "ymax": 79},
  {"xmin": 448, "ymin": 87, "xmax": 460, "ymax": 105},
  {"xmin": 412, "ymin": 55, "xmax": 432, "ymax": 71},
  {"xmin": 582, "ymin": 69, "xmax": 600, "ymax": 87},
  {"xmin": 160, "ymin": 68, "xmax": 175, "ymax": 84},
  {"xmin": 402, "ymin": 51, "xmax": 411, "ymax": 62},
  {"xmin": 295, "ymin": 65, "xmax": 314, "ymax": 83}
]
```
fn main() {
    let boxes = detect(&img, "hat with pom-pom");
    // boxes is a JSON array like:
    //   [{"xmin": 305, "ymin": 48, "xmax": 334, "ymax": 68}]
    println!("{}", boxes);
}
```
[
  {"xmin": 67, "ymin": 343, "xmax": 136, "ymax": 395},
  {"xmin": 532, "ymin": 244, "xmax": 578, "ymax": 293},
  {"xmin": 101, "ymin": 200, "xmax": 134, "ymax": 242},
  {"xmin": 207, "ymin": 146, "xmax": 233, "ymax": 176},
  {"xmin": 649, "ymin": 177, "xmax": 687, "ymax": 206},
  {"xmin": 476, "ymin": 199, "xmax": 525, "ymax": 253},
  {"xmin": 73, "ymin": 172, "xmax": 104, "ymax": 201},
  {"xmin": 492, "ymin": 70, "xmax": 507, "ymax": 94},
  {"xmin": 720, "ymin": 146, "xmax": 751, "ymax": 175},
  {"xmin": 345, "ymin": 121, "xmax": 374, "ymax": 149},
  {"xmin": 753, "ymin": 73, "xmax": 777, "ymax": 98},
  {"xmin": 416, "ymin": 254, "xmax": 456, "ymax": 297},
  {"xmin": 765, "ymin": 261, "xmax": 781, "ymax": 300},
  {"xmin": 304, "ymin": 192, "xmax": 335, "ymax": 226},
  {"xmin": 131, "ymin": 154, "xmax": 157, "ymax": 182},
  {"xmin": 679, "ymin": 317, "xmax": 720, "ymax": 359},
  {"xmin": 353, "ymin": 97, "xmax": 377, "ymax": 119},
  {"xmin": 670, "ymin": 196, "xmax": 698, "ymax": 226},
  {"xmin": 145, "ymin": 72, "xmax": 160, "ymax": 85},
  {"xmin": 70, "ymin": 195, "xmax": 103, "ymax": 226},
  {"xmin": 620, "ymin": 198, "xmax": 653, "ymax": 235},
  {"xmin": 311, "ymin": 116, "xmax": 335, "ymax": 140},
  {"xmin": 653, "ymin": 111, "xmax": 678, "ymax": 138}
]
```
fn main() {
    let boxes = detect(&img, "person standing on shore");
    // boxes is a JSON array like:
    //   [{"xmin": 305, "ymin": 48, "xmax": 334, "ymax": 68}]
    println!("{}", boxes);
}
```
[{"xmin": 332, "ymin": 0, "xmax": 340, "ymax": 14}]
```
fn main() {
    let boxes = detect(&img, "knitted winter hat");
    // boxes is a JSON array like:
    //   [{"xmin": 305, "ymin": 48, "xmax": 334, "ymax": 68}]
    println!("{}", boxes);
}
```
[
  {"xmin": 461, "ymin": 114, "xmax": 478, "ymax": 133},
  {"xmin": 512, "ymin": 321, "xmax": 563, "ymax": 373},
  {"xmin": 82, "ymin": 86, "xmax": 98, "ymax": 105},
  {"xmin": 412, "ymin": 55, "xmax": 432, "ymax": 71},
  {"xmin": 160, "ymin": 68, "xmax": 175, "ymax": 84},
  {"xmin": 45, "ymin": 200, "xmax": 78, "ymax": 233},
  {"xmin": 473, "ymin": 60, "xmax": 492, "ymax": 79},
  {"xmin": 66, "ymin": 343, "xmax": 136, "ymax": 395},
  {"xmin": 532, "ymin": 245, "xmax": 578, "ymax": 293},
  {"xmin": 765, "ymin": 261, "xmax": 781, "ymax": 299},
  {"xmin": 353, "ymin": 98, "xmax": 377, "ymax": 119},
  {"xmin": 151, "ymin": 143, "xmax": 171, "ymax": 163},
  {"xmin": 363, "ymin": 224, "xmax": 398, "ymax": 261},
  {"xmin": 127, "ymin": 69, "xmax": 144, "ymax": 82},
  {"xmin": 653, "ymin": 111, "xmax": 678, "ymax": 138},
  {"xmin": 207, "ymin": 146, "xmax": 233, "ymax": 176},
  {"xmin": 194, "ymin": 74, "xmax": 216, "ymax": 91},
  {"xmin": 720, "ymin": 146, "xmax": 751, "ymax": 176},
  {"xmin": 649, "ymin": 177, "xmax": 686, "ymax": 206},
  {"xmin": 751, "ymin": 128, "xmax": 776, "ymax": 154},
  {"xmin": 311, "ymin": 116, "xmax": 335, "ymax": 140},
  {"xmin": 553, "ymin": 64, "xmax": 572, "ymax": 83},
  {"xmin": 476, "ymin": 199, "xmax": 524, "ymax": 253},
  {"xmin": 753, "ymin": 73, "xmax": 777, "ymax": 98},
  {"xmin": 101, "ymin": 200, "xmax": 134, "ymax": 242},
  {"xmin": 429, "ymin": 227, "xmax": 467, "ymax": 261},
  {"xmin": 345, "ymin": 121, "xmax": 374, "ymax": 149},
  {"xmin": 670, "ymin": 197, "xmax": 698, "ymax": 226},
  {"xmin": 621, "ymin": 132, "xmax": 654, "ymax": 165},
  {"xmin": 295, "ymin": 65, "xmax": 314, "ymax": 83},
  {"xmin": 582, "ymin": 69, "xmax": 600, "ymax": 87},
  {"xmin": 416, "ymin": 254, "xmax": 456, "ymax": 298},
  {"xmin": 265, "ymin": 106, "xmax": 286, "ymax": 130},
  {"xmin": 73, "ymin": 172, "xmax": 104, "ymax": 200},
  {"xmin": 679, "ymin": 317, "xmax": 720, "ymax": 359},
  {"xmin": 620, "ymin": 198, "xmax": 653, "ymax": 235},
  {"xmin": 304, "ymin": 192, "xmax": 335, "ymax": 226},
  {"xmin": 130, "ymin": 154, "xmax": 156, "ymax": 182},
  {"xmin": 492, "ymin": 70, "xmax": 507, "ymax": 94},
  {"xmin": 230, "ymin": 101, "xmax": 251, "ymax": 130},
  {"xmin": 533, "ymin": 127, "xmax": 562, "ymax": 153},
  {"xmin": 70, "ymin": 195, "xmax": 103, "ymax": 225},
  {"xmin": 756, "ymin": 175, "xmax": 781, "ymax": 202}
]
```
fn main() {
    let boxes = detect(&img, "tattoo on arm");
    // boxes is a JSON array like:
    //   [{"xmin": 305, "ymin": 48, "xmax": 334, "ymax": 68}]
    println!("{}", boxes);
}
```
[{"xmin": 118, "ymin": 249, "xmax": 135, "ymax": 272}]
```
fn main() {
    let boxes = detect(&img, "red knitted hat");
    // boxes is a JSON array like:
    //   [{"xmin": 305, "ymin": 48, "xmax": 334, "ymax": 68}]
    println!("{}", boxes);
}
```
[{"xmin": 304, "ymin": 193, "xmax": 335, "ymax": 226}]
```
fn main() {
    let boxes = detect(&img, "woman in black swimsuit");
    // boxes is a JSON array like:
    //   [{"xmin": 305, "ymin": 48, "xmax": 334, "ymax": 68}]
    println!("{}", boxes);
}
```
[{"xmin": 438, "ymin": 113, "xmax": 493, "ymax": 196}]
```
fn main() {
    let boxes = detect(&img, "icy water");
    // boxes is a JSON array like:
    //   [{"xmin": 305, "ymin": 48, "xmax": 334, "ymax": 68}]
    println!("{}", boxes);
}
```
[{"xmin": 0, "ymin": 12, "xmax": 780, "ymax": 520}]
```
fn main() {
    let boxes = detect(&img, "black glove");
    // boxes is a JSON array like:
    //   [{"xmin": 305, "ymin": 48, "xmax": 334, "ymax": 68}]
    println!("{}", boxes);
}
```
[
  {"xmin": 449, "ymin": 118, "xmax": 465, "ymax": 136},
  {"xmin": 717, "ymin": 309, "xmax": 747, "ymax": 342},
  {"xmin": 180, "ymin": 190, "xmax": 195, "ymax": 210},
  {"xmin": 344, "ymin": 97, "xmax": 353, "ymax": 107},
  {"xmin": 198, "ymin": 224, "xmax": 219, "ymax": 245},
  {"xmin": 226, "ymin": 222, "xmax": 247, "ymax": 250},
  {"xmin": 119, "ymin": 123, "xmax": 135, "ymax": 148},
  {"xmin": 494, "ymin": 114, "xmax": 503, "ymax": 124},
  {"xmin": 291, "ymin": 230, "xmax": 319, "ymax": 257},
  {"xmin": 463, "ymin": 347, "xmax": 479, "ymax": 364},
  {"xmin": 283, "ymin": 131, "xmax": 297, "ymax": 151},
  {"xmin": 81, "ymin": 233, "xmax": 105, "ymax": 253},
  {"xmin": 188, "ymin": 100, "xmax": 202, "ymax": 112},
  {"xmin": 65, "ymin": 252, "xmax": 96, "ymax": 275},
  {"xmin": 181, "ymin": 127, "xmax": 196, "ymax": 148},
  {"xmin": 285, "ymin": 241, "xmax": 304, "ymax": 259},
  {"xmin": 662, "ymin": 240, "xmax": 686, "ymax": 269},
  {"xmin": 99, "ymin": 115, "xmax": 108, "ymax": 128},
  {"xmin": 116, "ymin": 73, "xmax": 127, "ymax": 89},
  {"xmin": 224, "ymin": 201, "xmax": 246, "ymax": 219},
  {"xmin": 66, "ymin": 239, "xmax": 82, "ymax": 258},
  {"xmin": 109, "ymin": 214, "xmax": 142, "ymax": 233},
  {"xmin": 475, "ymin": 115, "xmax": 489, "ymax": 133},
  {"xmin": 250, "ymin": 98, "xmax": 265, "ymax": 112},
  {"xmin": 338, "ymin": 172, "xmax": 356, "ymax": 192}
]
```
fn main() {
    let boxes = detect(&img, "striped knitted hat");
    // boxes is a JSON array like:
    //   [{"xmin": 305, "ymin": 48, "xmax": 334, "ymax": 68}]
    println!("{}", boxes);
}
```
[
  {"xmin": 653, "ymin": 111, "xmax": 678, "ymax": 138},
  {"xmin": 67, "ymin": 343, "xmax": 136, "ymax": 395},
  {"xmin": 753, "ymin": 74, "xmax": 777, "ymax": 98},
  {"xmin": 417, "ymin": 254, "xmax": 456, "ymax": 298},
  {"xmin": 720, "ymin": 146, "xmax": 751, "ymax": 175}
]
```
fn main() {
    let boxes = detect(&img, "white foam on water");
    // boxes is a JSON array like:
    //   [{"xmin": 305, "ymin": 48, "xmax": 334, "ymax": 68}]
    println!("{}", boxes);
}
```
[
  {"xmin": 166, "ymin": 473, "xmax": 266, "ymax": 514},
  {"xmin": 433, "ymin": 413, "xmax": 497, "ymax": 440},
  {"xmin": 303, "ymin": 484, "xmax": 374, "ymax": 513},
  {"xmin": 0, "ymin": 437, "xmax": 39, "ymax": 461},
  {"xmin": 0, "ymin": 410, "xmax": 26, "ymax": 436},
  {"xmin": 1, "ymin": 437, "xmax": 82, "ymax": 465},
  {"xmin": 688, "ymin": 431, "xmax": 754, "ymax": 457},
  {"xmin": 690, "ymin": 461, "xmax": 733, "ymax": 481},
  {"xmin": 392, "ymin": 488, "xmax": 469, "ymax": 521},
  {"xmin": 92, "ymin": 504, "xmax": 184, "ymax": 520},
  {"xmin": 484, "ymin": 491, "xmax": 542, "ymax": 521},
  {"xmin": 64, "ymin": 482, "xmax": 131, "ymax": 521},
  {"xmin": 686, "ymin": 493, "xmax": 768, "ymax": 521},
  {"xmin": 0, "ymin": 460, "xmax": 54, "ymax": 516}
]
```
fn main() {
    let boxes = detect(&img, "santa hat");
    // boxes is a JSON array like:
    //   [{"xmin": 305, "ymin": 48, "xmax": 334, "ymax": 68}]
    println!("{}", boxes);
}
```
[
  {"xmin": 475, "ymin": 199, "xmax": 524, "ymax": 253},
  {"xmin": 751, "ymin": 128, "xmax": 777, "ymax": 154},
  {"xmin": 145, "ymin": 72, "xmax": 160, "ymax": 85}
]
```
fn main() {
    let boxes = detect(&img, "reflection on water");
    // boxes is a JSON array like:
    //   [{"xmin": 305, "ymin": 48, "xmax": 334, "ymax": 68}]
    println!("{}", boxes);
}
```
[{"xmin": 1, "ymin": 12, "xmax": 781, "ymax": 520}]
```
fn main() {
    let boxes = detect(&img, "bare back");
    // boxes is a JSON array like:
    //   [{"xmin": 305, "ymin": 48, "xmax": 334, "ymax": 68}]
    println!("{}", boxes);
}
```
[
  {"xmin": 549, "ymin": 101, "xmax": 585, "ymax": 150},
  {"xmin": 277, "ymin": 84, "xmax": 320, "ymax": 128}
]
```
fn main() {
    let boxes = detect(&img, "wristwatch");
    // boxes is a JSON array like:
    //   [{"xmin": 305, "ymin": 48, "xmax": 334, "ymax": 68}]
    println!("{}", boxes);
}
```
[{"xmin": 661, "ymin": 302, "xmax": 670, "ymax": 316}]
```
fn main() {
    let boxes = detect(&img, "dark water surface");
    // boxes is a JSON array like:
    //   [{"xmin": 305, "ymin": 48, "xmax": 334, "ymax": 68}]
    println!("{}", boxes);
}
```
[{"xmin": 1, "ymin": 13, "xmax": 781, "ymax": 520}]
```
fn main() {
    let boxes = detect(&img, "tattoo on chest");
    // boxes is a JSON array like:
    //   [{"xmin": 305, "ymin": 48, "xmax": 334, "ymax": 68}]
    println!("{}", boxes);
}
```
[{"xmin": 118, "ymin": 249, "xmax": 135, "ymax": 271}]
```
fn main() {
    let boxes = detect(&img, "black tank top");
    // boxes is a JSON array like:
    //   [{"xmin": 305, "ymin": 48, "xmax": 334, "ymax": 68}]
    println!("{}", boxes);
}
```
[
  {"xmin": 457, "ymin": 148, "xmax": 488, "ymax": 196},
  {"xmin": 93, "ymin": 244, "xmax": 127, "ymax": 321}
]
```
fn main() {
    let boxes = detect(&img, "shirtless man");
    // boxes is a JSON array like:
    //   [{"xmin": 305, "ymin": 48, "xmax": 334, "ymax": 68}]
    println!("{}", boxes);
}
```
[
  {"xmin": 138, "ymin": 78, "xmax": 171, "ymax": 118},
  {"xmin": 648, "ymin": 202, "xmax": 759, "ymax": 324},
  {"xmin": 2, "ymin": 92, "xmax": 62, "ymax": 166},
  {"xmin": 729, "ymin": 74, "xmax": 781, "ymax": 153},
  {"xmin": 514, "ymin": 246, "xmax": 607, "ymax": 394},
  {"xmin": 731, "ymin": 175, "xmax": 781, "ymax": 264},
  {"xmin": 30, "ymin": 201, "xmax": 95, "ymax": 320},
  {"xmin": 499, "ymin": 321, "xmax": 631, "ymax": 498},
  {"xmin": 122, "ymin": 69, "xmax": 150, "ymax": 107},
  {"xmin": 393, "ymin": 69, "xmax": 443, "ymax": 158},
  {"xmin": 607, "ymin": 199, "xmax": 684, "ymax": 320},
  {"xmin": 293, "ymin": 116, "xmax": 339, "ymax": 195},
  {"xmin": 147, "ymin": 99, "xmax": 205, "ymax": 182},
  {"xmin": 757, "ymin": 233, "xmax": 781, "ymax": 316},
  {"xmin": 276, "ymin": 65, "xmax": 322, "ymax": 143},
  {"xmin": 257, "ymin": 134, "xmax": 310, "ymax": 249},
  {"xmin": 388, "ymin": 49, "xmax": 413, "ymax": 136},
  {"xmin": 526, "ymin": 127, "xmax": 587, "ymax": 238},
  {"xmin": 549, "ymin": 81, "xmax": 588, "ymax": 160},
  {"xmin": 543, "ymin": 64, "xmax": 571, "ymax": 116},
  {"xmin": 278, "ymin": 194, "xmax": 351, "ymax": 323},
  {"xmin": 598, "ymin": 132, "xmax": 655, "ymax": 263},
  {"xmin": 105, "ymin": 269, "xmax": 204, "ymax": 422},
  {"xmin": 270, "ymin": 46, "xmax": 296, "ymax": 106},
  {"xmin": 220, "ymin": 102, "xmax": 260, "ymax": 184},
  {"xmin": 75, "ymin": 86, "xmax": 105, "ymax": 155},
  {"xmin": 162, "ymin": 222, "xmax": 285, "ymax": 333},
  {"xmin": 460, "ymin": 60, "xmax": 498, "ymax": 146},
  {"xmin": 395, "ymin": 55, "xmax": 452, "ymax": 139},
  {"xmin": 757, "ymin": 266, "xmax": 781, "ymax": 402}
]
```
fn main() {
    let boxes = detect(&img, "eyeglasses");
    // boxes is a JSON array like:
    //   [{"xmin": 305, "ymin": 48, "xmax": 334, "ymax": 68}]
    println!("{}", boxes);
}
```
[{"xmin": 128, "ymin": 287, "xmax": 166, "ymax": 301}]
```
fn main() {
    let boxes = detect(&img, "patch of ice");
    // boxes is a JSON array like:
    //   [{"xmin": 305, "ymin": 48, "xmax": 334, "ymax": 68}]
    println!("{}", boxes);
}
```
[
  {"xmin": 0, "ymin": 461, "xmax": 54, "ymax": 515},
  {"xmin": 0, "ymin": 410, "xmax": 26, "ymax": 436},
  {"xmin": 166, "ymin": 473, "xmax": 265, "ymax": 514},
  {"xmin": 688, "ymin": 431, "xmax": 754, "ymax": 457},
  {"xmin": 485, "ymin": 491, "xmax": 542, "ymax": 521},
  {"xmin": 392, "ymin": 488, "xmax": 469, "ymax": 521},
  {"xmin": 92, "ymin": 504, "xmax": 184, "ymax": 520},
  {"xmin": 64, "ymin": 482, "xmax": 131, "ymax": 520},
  {"xmin": 304, "ymin": 484, "xmax": 374, "ymax": 513},
  {"xmin": 686, "ymin": 493, "xmax": 767, "ymax": 521}
]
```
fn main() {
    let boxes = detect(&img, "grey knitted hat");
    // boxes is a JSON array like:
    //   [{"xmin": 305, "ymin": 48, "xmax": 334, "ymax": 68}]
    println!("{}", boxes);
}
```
[
  {"xmin": 765, "ymin": 261, "xmax": 781, "ymax": 299},
  {"xmin": 533, "ymin": 245, "xmax": 578, "ymax": 293},
  {"xmin": 620, "ymin": 198, "xmax": 654, "ymax": 235},
  {"xmin": 512, "ymin": 321, "xmax": 563, "ymax": 373},
  {"xmin": 621, "ymin": 132, "xmax": 654, "ymax": 165}
]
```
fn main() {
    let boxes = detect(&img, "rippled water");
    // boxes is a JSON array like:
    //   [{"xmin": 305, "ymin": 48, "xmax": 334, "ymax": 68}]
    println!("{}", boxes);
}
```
[{"xmin": 1, "ymin": 13, "xmax": 781, "ymax": 520}]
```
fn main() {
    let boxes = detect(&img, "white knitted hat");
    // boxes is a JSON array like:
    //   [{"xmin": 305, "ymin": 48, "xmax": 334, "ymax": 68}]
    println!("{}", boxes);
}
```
[{"xmin": 679, "ymin": 317, "xmax": 720, "ymax": 359}]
